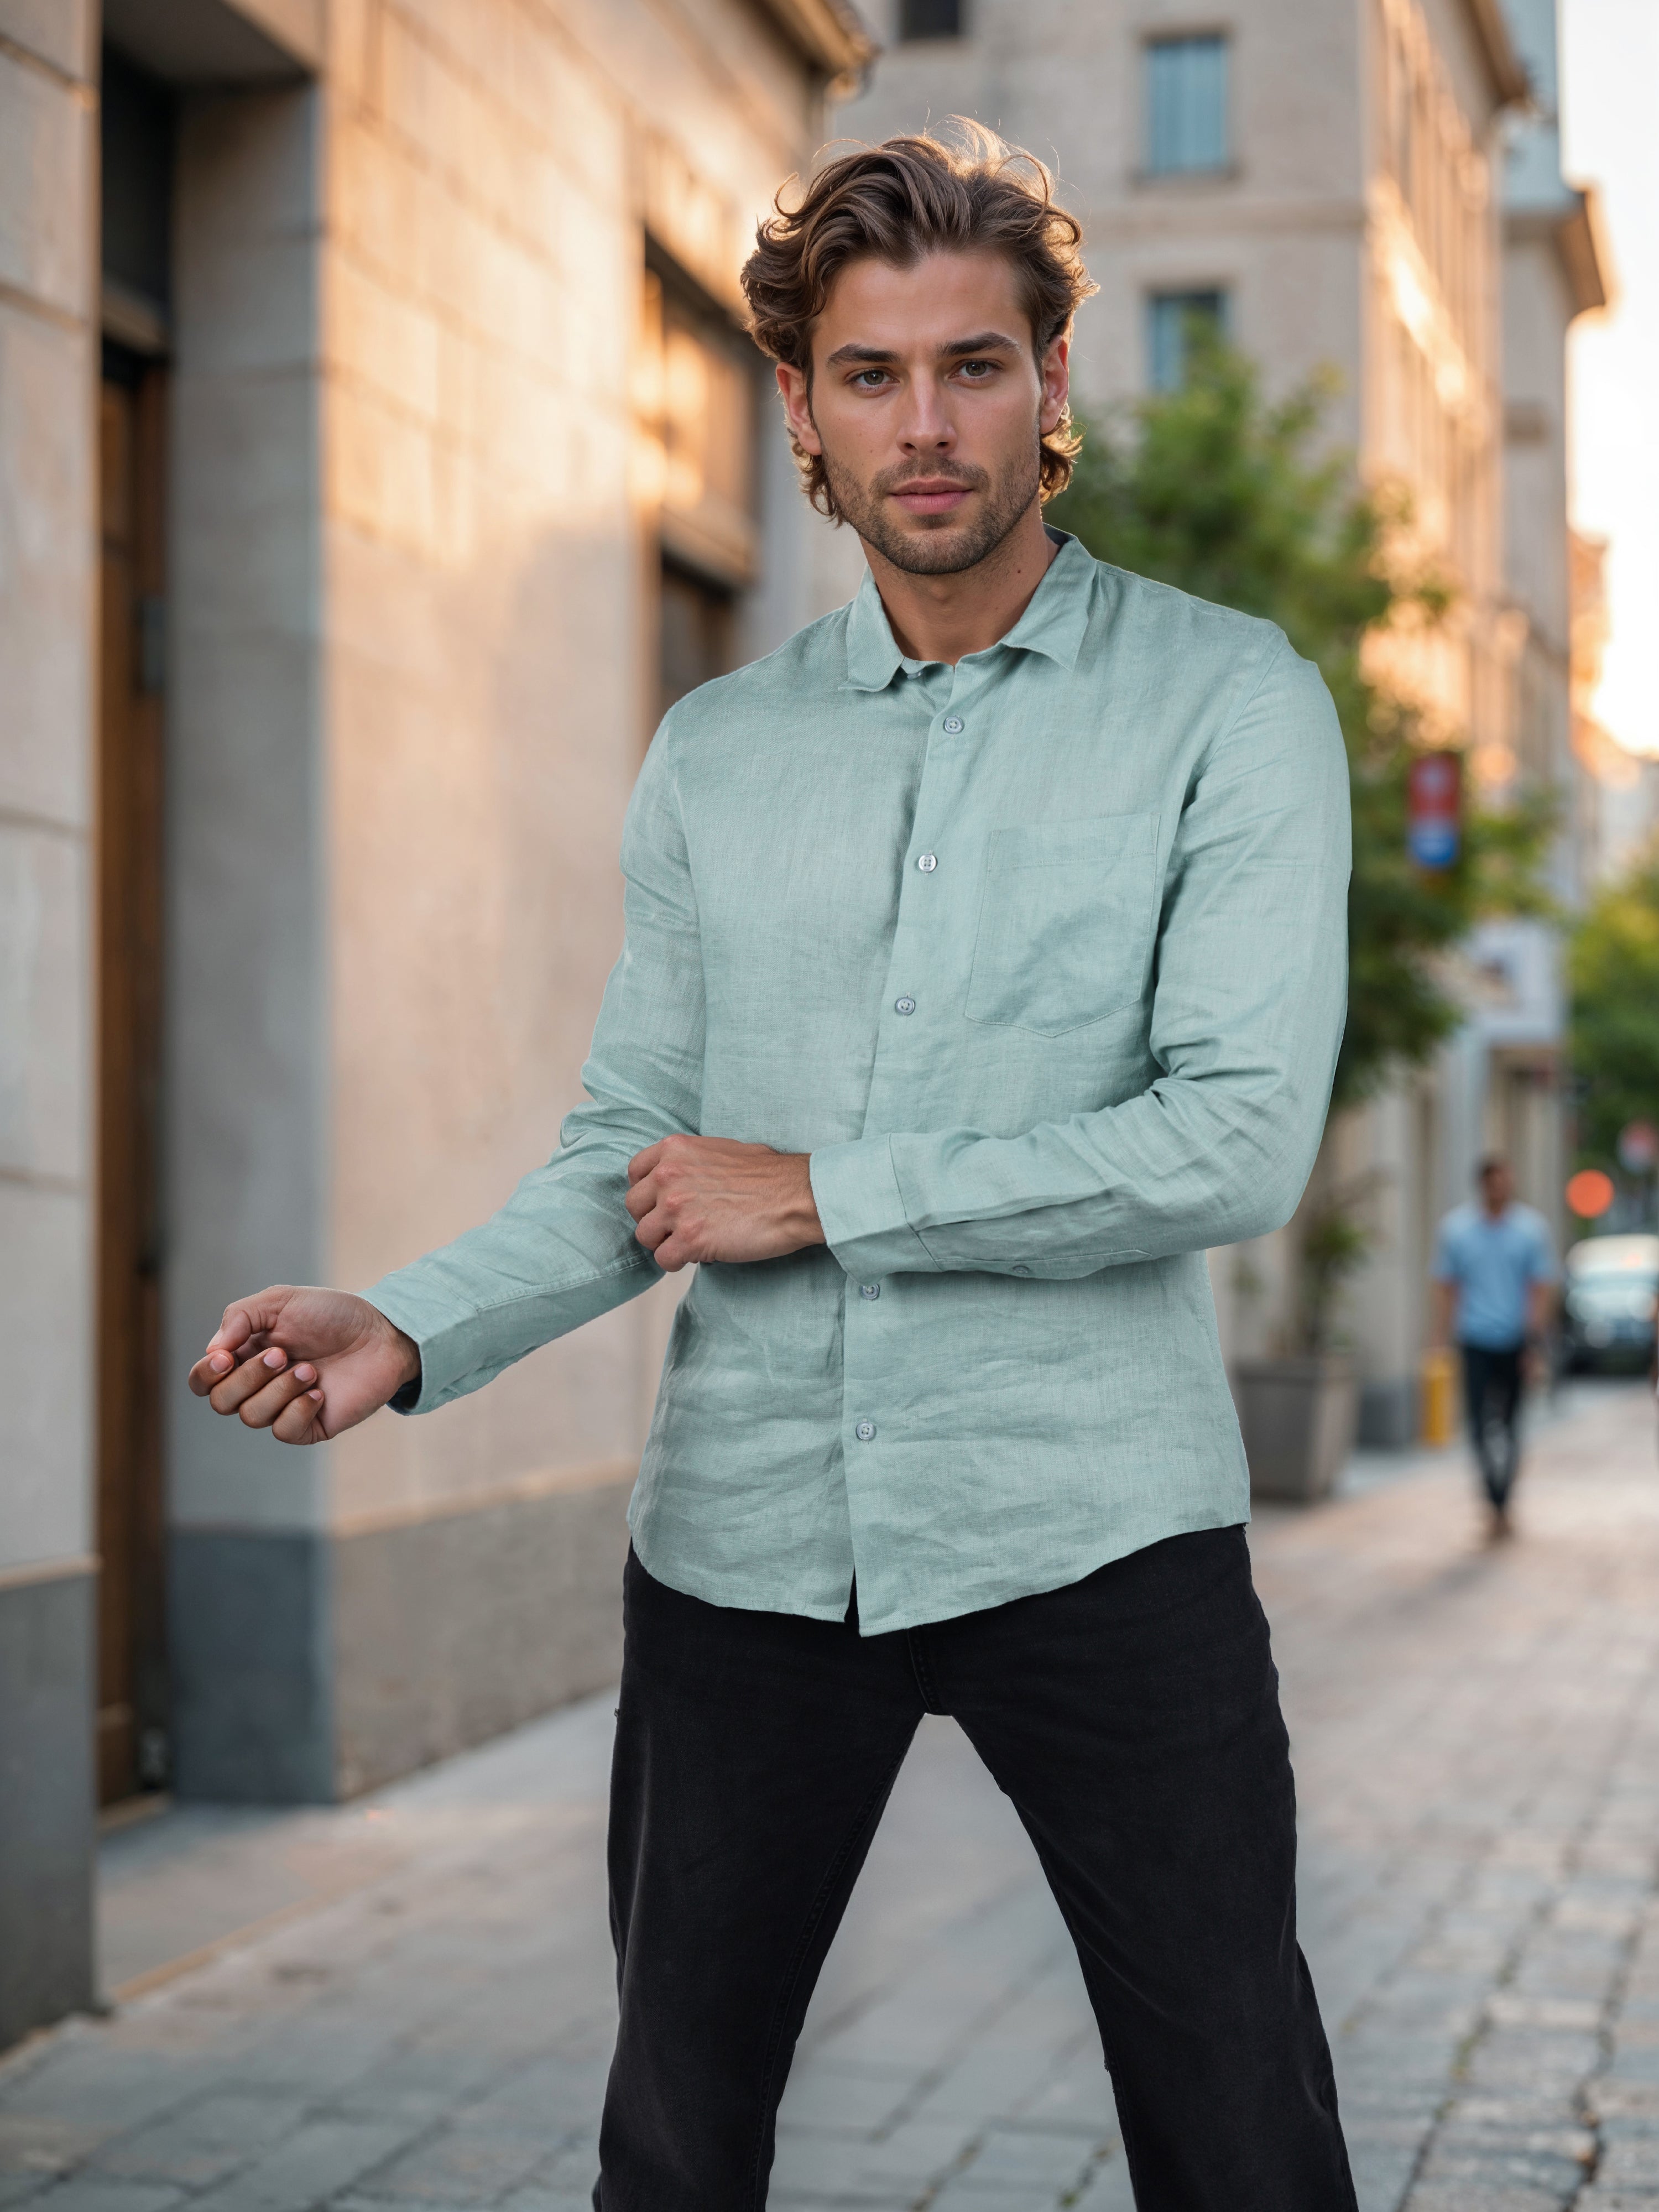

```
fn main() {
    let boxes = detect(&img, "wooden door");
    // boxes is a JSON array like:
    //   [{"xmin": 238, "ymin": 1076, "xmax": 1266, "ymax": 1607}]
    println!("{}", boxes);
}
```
[{"xmin": 97, "ymin": 355, "xmax": 169, "ymax": 1806}]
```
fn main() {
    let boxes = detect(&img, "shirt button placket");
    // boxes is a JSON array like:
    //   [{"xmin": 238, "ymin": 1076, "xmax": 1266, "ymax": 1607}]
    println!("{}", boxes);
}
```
[{"xmin": 851, "ymin": 686, "xmax": 977, "ymax": 1521}]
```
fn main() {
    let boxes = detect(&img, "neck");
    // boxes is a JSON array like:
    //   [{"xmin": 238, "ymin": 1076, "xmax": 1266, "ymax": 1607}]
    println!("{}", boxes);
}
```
[{"xmin": 862, "ymin": 499, "xmax": 1058, "ymax": 665}]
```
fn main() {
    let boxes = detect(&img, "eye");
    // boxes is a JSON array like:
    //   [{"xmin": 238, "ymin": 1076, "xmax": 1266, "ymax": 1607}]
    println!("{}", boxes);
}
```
[
  {"xmin": 957, "ymin": 358, "xmax": 997, "ymax": 380},
  {"xmin": 851, "ymin": 368, "xmax": 891, "ymax": 389}
]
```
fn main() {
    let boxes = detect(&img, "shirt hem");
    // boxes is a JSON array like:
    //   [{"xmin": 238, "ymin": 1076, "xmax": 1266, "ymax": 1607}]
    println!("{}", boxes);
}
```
[{"xmin": 630, "ymin": 1504, "xmax": 1250, "ymax": 1638}]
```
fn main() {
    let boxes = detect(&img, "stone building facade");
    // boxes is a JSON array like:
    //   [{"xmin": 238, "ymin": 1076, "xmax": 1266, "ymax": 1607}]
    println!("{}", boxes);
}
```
[
  {"xmin": 0, "ymin": 0, "xmax": 869, "ymax": 2048},
  {"xmin": 839, "ymin": 0, "xmax": 1609, "ymax": 1436}
]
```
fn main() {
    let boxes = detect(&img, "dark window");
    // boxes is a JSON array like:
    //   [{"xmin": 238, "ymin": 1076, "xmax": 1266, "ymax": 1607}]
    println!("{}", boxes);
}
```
[
  {"xmin": 101, "ymin": 46, "xmax": 175, "ymax": 319},
  {"xmin": 1145, "ymin": 34, "xmax": 1229, "ymax": 175},
  {"xmin": 1146, "ymin": 289, "xmax": 1228, "ymax": 390},
  {"xmin": 639, "ymin": 259, "xmax": 760, "ymax": 593},
  {"xmin": 899, "ymin": 0, "xmax": 963, "ymax": 40},
  {"xmin": 660, "ymin": 561, "xmax": 735, "ymax": 718}
]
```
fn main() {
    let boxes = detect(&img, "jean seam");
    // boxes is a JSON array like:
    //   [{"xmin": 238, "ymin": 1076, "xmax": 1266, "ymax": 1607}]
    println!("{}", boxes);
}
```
[
  {"xmin": 905, "ymin": 1628, "xmax": 943, "ymax": 1713},
  {"xmin": 745, "ymin": 1747, "xmax": 911, "ymax": 2210}
]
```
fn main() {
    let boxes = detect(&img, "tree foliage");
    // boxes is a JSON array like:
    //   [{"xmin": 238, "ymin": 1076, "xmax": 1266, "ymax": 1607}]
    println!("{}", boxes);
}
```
[
  {"xmin": 1047, "ymin": 336, "xmax": 1552, "ymax": 1113},
  {"xmin": 1568, "ymin": 848, "xmax": 1659, "ymax": 1168}
]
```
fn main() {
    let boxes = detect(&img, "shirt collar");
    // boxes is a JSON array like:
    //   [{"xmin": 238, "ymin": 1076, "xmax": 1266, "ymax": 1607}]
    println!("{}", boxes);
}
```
[{"xmin": 843, "ymin": 529, "xmax": 1097, "ymax": 692}]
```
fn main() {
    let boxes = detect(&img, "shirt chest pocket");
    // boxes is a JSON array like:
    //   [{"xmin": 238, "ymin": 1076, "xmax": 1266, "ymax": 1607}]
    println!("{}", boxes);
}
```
[{"xmin": 964, "ymin": 813, "xmax": 1160, "ymax": 1038}]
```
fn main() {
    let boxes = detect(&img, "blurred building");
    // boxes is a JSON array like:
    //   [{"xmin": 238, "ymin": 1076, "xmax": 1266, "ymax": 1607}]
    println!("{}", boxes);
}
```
[
  {"xmin": 1421, "ymin": 0, "xmax": 1611, "ymax": 1292},
  {"xmin": 1569, "ymin": 531, "xmax": 1659, "ymax": 879},
  {"xmin": 0, "ymin": 0, "xmax": 870, "ymax": 2048},
  {"xmin": 841, "ymin": 0, "xmax": 1612, "ymax": 1437},
  {"xmin": 843, "ymin": 0, "xmax": 1524, "ymax": 752}
]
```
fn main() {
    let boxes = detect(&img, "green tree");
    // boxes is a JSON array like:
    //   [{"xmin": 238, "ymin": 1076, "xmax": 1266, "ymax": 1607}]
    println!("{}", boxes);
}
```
[
  {"xmin": 1048, "ymin": 336, "xmax": 1551, "ymax": 1113},
  {"xmin": 1568, "ymin": 847, "xmax": 1659, "ymax": 1169}
]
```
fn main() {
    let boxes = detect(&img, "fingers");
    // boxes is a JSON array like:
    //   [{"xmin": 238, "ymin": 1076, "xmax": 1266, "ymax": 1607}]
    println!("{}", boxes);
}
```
[
  {"xmin": 627, "ymin": 1142, "xmax": 664, "ymax": 1186},
  {"xmin": 233, "ymin": 1363, "xmax": 321, "ymax": 1432},
  {"xmin": 236, "ymin": 1362, "xmax": 321, "ymax": 1433},
  {"xmin": 196, "ymin": 1344, "xmax": 280, "ymax": 1413},
  {"xmin": 272, "ymin": 1388, "xmax": 327, "ymax": 1447},
  {"xmin": 632, "ymin": 1198, "xmax": 700, "ymax": 1270},
  {"xmin": 205, "ymin": 1346, "xmax": 319, "ymax": 1429},
  {"xmin": 206, "ymin": 1288, "xmax": 294, "ymax": 1356},
  {"xmin": 624, "ymin": 1171, "xmax": 658, "ymax": 1224},
  {"xmin": 630, "ymin": 1199, "xmax": 672, "ymax": 1254},
  {"xmin": 190, "ymin": 1288, "xmax": 295, "ymax": 1395}
]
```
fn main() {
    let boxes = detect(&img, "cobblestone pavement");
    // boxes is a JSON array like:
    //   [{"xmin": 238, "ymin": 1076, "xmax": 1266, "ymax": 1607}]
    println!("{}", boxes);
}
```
[{"xmin": 4, "ymin": 1381, "xmax": 1657, "ymax": 2212}]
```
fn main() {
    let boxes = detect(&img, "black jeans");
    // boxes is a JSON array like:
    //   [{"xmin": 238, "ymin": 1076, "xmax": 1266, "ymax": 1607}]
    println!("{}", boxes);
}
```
[
  {"xmin": 594, "ymin": 1532, "xmax": 1355, "ymax": 2211},
  {"xmin": 1460, "ymin": 1341, "xmax": 1525, "ymax": 1506}
]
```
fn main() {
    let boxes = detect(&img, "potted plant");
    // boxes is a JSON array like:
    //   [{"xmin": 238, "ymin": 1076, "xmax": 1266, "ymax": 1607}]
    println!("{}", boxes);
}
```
[{"xmin": 1235, "ymin": 1177, "xmax": 1372, "ymax": 1503}]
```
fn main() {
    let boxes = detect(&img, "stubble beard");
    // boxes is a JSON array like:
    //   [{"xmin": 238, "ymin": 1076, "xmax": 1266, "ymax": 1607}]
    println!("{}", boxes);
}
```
[{"xmin": 820, "ymin": 437, "xmax": 1045, "ymax": 577}]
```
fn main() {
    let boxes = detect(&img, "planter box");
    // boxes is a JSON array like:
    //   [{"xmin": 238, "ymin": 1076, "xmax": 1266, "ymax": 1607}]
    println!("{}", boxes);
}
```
[{"xmin": 1236, "ymin": 1357, "xmax": 1359, "ymax": 1504}]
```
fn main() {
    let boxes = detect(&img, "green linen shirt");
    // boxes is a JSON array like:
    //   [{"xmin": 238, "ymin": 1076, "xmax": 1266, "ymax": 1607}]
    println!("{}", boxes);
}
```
[{"xmin": 363, "ymin": 533, "xmax": 1350, "ymax": 1634}]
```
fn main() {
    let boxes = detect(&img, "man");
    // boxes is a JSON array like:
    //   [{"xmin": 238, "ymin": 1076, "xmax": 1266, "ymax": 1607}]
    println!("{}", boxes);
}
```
[
  {"xmin": 190, "ymin": 135, "xmax": 1356, "ymax": 2208},
  {"xmin": 1431, "ymin": 1155, "xmax": 1558, "ymax": 1535}
]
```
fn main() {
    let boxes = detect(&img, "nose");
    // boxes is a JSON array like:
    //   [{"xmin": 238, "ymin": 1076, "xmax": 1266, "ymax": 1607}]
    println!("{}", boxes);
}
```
[{"xmin": 896, "ymin": 375, "xmax": 955, "ymax": 455}]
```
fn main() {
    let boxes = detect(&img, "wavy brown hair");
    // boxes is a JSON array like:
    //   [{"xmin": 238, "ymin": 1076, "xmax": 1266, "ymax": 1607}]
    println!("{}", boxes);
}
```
[{"xmin": 742, "ymin": 126, "xmax": 1095, "ymax": 519}]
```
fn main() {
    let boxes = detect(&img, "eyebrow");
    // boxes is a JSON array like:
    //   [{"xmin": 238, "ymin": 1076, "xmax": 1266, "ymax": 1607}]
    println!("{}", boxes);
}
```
[{"xmin": 823, "ymin": 331, "xmax": 1022, "ymax": 368}]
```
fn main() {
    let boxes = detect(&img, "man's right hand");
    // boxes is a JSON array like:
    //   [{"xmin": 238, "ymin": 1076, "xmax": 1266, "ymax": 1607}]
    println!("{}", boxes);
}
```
[{"xmin": 186, "ymin": 1287, "xmax": 420, "ymax": 1447}]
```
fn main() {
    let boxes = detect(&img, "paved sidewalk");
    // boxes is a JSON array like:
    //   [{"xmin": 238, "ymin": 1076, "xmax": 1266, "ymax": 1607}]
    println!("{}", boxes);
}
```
[{"xmin": 3, "ymin": 1383, "xmax": 1657, "ymax": 2212}]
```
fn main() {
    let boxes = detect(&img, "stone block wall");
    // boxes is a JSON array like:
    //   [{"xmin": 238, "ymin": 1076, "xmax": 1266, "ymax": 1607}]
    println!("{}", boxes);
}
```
[
  {"xmin": 160, "ymin": 0, "xmax": 857, "ymax": 1802},
  {"xmin": 0, "ymin": 0, "xmax": 99, "ymax": 2049}
]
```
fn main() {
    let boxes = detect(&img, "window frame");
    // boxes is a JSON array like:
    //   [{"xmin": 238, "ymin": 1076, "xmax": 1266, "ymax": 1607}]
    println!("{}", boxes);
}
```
[
  {"xmin": 1144, "ymin": 285, "xmax": 1231, "ymax": 392},
  {"xmin": 1141, "ymin": 28, "xmax": 1234, "ymax": 181},
  {"xmin": 639, "ymin": 241, "xmax": 764, "ymax": 593},
  {"xmin": 897, "ymin": 0, "xmax": 965, "ymax": 40}
]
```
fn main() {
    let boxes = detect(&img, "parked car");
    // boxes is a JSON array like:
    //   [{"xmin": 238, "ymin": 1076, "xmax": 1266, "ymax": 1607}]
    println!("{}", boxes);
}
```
[{"xmin": 1562, "ymin": 1234, "xmax": 1659, "ymax": 1374}]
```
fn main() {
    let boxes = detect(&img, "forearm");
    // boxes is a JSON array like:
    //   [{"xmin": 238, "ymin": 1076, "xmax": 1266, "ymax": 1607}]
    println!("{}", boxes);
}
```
[
  {"xmin": 811, "ymin": 1059, "xmax": 1334, "ymax": 1282},
  {"xmin": 1428, "ymin": 1282, "xmax": 1456, "ymax": 1348},
  {"xmin": 809, "ymin": 638, "xmax": 1351, "ymax": 1284},
  {"xmin": 368, "ymin": 728, "xmax": 706, "ymax": 1411},
  {"xmin": 363, "ymin": 1125, "xmax": 670, "ymax": 1413}
]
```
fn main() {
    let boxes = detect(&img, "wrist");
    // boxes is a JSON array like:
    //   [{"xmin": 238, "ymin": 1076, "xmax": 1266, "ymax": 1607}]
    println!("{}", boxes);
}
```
[
  {"xmin": 789, "ymin": 1154, "xmax": 825, "ymax": 1247},
  {"xmin": 371, "ymin": 1306, "xmax": 421, "ymax": 1391}
]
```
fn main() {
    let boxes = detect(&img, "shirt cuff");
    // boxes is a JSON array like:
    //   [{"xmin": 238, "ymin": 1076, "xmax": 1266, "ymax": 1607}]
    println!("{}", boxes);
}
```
[
  {"xmin": 360, "ymin": 1272, "xmax": 478, "ymax": 1416},
  {"xmin": 810, "ymin": 1138, "xmax": 940, "ymax": 1280}
]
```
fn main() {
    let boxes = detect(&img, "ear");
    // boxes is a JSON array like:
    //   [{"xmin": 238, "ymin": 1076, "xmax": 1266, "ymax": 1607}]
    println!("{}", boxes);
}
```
[
  {"xmin": 1039, "ymin": 332, "xmax": 1070, "ymax": 439},
  {"xmin": 776, "ymin": 361, "xmax": 822, "ymax": 455}
]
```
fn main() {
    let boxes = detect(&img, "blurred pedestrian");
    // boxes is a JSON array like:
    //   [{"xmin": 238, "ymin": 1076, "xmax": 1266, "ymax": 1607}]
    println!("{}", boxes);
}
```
[
  {"xmin": 185, "ymin": 133, "xmax": 1358, "ymax": 2211},
  {"xmin": 1431, "ymin": 1156, "xmax": 1558, "ymax": 1537}
]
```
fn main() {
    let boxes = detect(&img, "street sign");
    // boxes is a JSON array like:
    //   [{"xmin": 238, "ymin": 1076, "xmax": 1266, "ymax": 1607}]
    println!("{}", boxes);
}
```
[
  {"xmin": 1616, "ymin": 1120, "xmax": 1659, "ymax": 1173},
  {"xmin": 1566, "ymin": 1168, "xmax": 1615, "ymax": 1219},
  {"xmin": 1407, "ymin": 750, "xmax": 1462, "ymax": 869}
]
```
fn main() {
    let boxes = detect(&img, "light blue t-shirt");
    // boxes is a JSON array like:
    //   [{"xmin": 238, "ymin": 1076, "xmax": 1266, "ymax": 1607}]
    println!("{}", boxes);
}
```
[{"xmin": 1432, "ymin": 1203, "xmax": 1557, "ymax": 1349}]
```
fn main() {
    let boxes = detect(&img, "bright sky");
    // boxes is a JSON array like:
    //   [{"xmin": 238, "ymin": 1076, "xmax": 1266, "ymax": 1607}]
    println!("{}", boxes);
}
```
[{"xmin": 1560, "ymin": 0, "xmax": 1659, "ymax": 758}]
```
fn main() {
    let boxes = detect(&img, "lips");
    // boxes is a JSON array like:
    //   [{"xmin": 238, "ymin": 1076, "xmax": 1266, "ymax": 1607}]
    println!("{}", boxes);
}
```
[{"xmin": 890, "ymin": 482, "xmax": 974, "ymax": 515}]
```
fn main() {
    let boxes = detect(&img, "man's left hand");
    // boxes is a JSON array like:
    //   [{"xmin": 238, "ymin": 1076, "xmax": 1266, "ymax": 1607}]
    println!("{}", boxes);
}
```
[{"xmin": 626, "ymin": 1136, "xmax": 825, "ymax": 1271}]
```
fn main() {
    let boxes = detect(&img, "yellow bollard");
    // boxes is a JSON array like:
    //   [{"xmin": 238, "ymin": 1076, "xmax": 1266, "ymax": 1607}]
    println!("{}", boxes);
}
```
[{"xmin": 1420, "ymin": 1347, "xmax": 1458, "ymax": 1447}]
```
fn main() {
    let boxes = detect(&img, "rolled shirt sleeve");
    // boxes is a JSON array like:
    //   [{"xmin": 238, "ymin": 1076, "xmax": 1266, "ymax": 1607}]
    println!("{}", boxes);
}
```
[{"xmin": 810, "ymin": 639, "xmax": 1350, "ymax": 1281}]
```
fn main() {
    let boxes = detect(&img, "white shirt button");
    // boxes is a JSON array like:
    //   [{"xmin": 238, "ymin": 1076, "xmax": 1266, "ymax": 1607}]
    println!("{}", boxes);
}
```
[
  {"xmin": 942, "ymin": 716, "xmax": 964, "ymax": 734},
  {"xmin": 916, "ymin": 853, "xmax": 938, "ymax": 873},
  {"xmin": 855, "ymin": 1419, "xmax": 877, "ymax": 1441},
  {"xmin": 894, "ymin": 995, "xmax": 916, "ymax": 1016},
  {"xmin": 1013, "ymin": 1265, "xmax": 1032, "ymax": 1277},
  {"xmin": 860, "ymin": 1282, "xmax": 881, "ymax": 1300}
]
